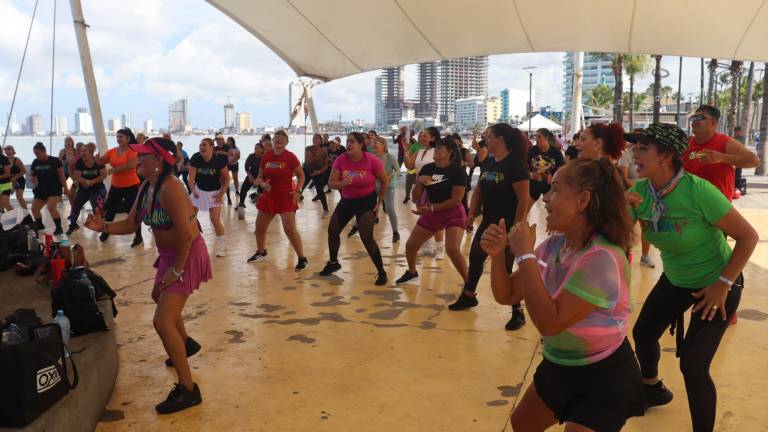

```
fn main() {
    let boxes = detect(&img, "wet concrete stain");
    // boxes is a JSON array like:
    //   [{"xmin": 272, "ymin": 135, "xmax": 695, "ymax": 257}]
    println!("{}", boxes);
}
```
[
  {"xmin": 283, "ymin": 286, "xmax": 298, "ymax": 291},
  {"xmin": 434, "ymin": 293, "xmax": 456, "ymax": 302},
  {"xmin": 265, "ymin": 312, "xmax": 349, "ymax": 326},
  {"xmin": 355, "ymin": 308, "xmax": 367, "ymax": 313},
  {"xmin": 91, "ymin": 257, "xmax": 127, "ymax": 268},
  {"xmin": 283, "ymin": 311, "xmax": 297, "ymax": 315},
  {"xmin": 182, "ymin": 310, "xmax": 208, "ymax": 321},
  {"xmin": 311, "ymin": 296, "xmax": 350, "ymax": 307},
  {"xmin": 258, "ymin": 304, "xmax": 286, "ymax": 312},
  {"xmin": 369, "ymin": 308, "xmax": 405, "ymax": 320},
  {"xmin": 350, "ymin": 296, "xmax": 360, "ymax": 300},
  {"xmin": 321, "ymin": 291, "xmax": 335, "ymax": 296},
  {"xmin": 98, "ymin": 409, "xmax": 125, "ymax": 422},
  {"xmin": 368, "ymin": 322, "xmax": 409, "ymax": 328},
  {"xmin": 363, "ymin": 289, "xmax": 402, "ymax": 302},
  {"xmin": 303, "ymin": 273, "xmax": 345, "ymax": 286},
  {"xmin": 737, "ymin": 309, "xmax": 768, "ymax": 321},
  {"xmin": 120, "ymin": 401, "xmax": 131, "ymax": 406},
  {"xmin": 485, "ymin": 400, "xmax": 508, "ymax": 407},
  {"xmin": 231, "ymin": 301, "xmax": 252, "ymax": 306},
  {"xmin": 419, "ymin": 321, "xmax": 437, "ymax": 330},
  {"xmin": 287, "ymin": 334, "xmax": 317, "ymax": 344},
  {"xmin": 662, "ymin": 348, "xmax": 677, "ymax": 353},
  {"xmin": 224, "ymin": 330, "xmax": 245, "ymax": 343},
  {"xmin": 239, "ymin": 313, "xmax": 280, "ymax": 319},
  {"xmin": 310, "ymin": 283, "xmax": 321, "ymax": 287},
  {"xmin": 498, "ymin": 384, "xmax": 522, "ymax": 397},
  {"xmin": 392, "ymin": 301, "xmax": 443, "ymax": 311}
]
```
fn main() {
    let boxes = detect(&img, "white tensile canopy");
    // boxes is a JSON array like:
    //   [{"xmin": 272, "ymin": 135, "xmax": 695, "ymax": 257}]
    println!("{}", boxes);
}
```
[
  {"xmin": 205, "ymin": 0, "xmax": 768, "ymax": 82},
  {"xmin": 518, "ymin": 114, "xmax": 563, "ymax": 132}
]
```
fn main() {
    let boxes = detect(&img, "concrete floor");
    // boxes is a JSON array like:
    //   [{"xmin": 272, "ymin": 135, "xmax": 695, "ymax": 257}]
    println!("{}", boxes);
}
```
[{"xmin": 43, "ymin": 180, "xmax": 767, "ymax": 432}]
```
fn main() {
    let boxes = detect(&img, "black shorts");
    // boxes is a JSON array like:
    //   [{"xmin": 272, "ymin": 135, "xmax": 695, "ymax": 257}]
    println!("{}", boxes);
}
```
[
  {"xmin": 33, "ymin": 185, "xmax": 63, "ymax": 200},
  {"xmin": 530, "ymin": 181, "xmax": 551, "ymax": 200},
  {"xmin": 228, "ymin": 163, "xmax": 239, "ymax": 173},
  {"xmin": 533, "ymin": 338, "xmax": 645, "ymax": 432},
  {"xmin": 336, "ymin": 192, "xmax": 377, "ymax": 223},
  {"xmin": 13, "ymin": 177, "xmax": 25, "ymax": 190},
  {"xmin": 1, "ymin": 187, "xmax": 10, "ymax": 196}
]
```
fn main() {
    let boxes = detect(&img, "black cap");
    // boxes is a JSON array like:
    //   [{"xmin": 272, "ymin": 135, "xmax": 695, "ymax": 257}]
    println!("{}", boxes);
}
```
[{"xmin": 625, "ymin": 123, "xmax": 688, "ymax": 156}]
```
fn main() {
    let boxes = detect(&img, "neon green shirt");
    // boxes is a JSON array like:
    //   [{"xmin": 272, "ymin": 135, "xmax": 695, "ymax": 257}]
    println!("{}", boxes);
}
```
[{"xmin": 629, "ymin": 173, "xmax": 732, "ymax": 288}]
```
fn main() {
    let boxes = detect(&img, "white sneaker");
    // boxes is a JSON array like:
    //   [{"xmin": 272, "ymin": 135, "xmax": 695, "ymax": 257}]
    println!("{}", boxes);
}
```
[
  {"xmin": 216, "ymin": 237, "xmax": 226, "ymax": 257},
  {"xmin": 421, "ymin": 238, "xmax": 434, "ymax": 256},
  {"xmin": 434, "ymin": 242, "xmax": 445, "ymax": 260},
  {"xmin": 640, "ymin": 255, "xmax": 655, "ymax": 268}
]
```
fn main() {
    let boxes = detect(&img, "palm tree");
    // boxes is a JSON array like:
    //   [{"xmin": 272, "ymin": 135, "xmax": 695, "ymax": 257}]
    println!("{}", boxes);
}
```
[
  {"xmin": 757, "ymin": 63, "xmax": 768, "ymax": 176},
  {"xmin": 707, "ymin": 59, "xmax": 718, "ymax": 104},
  {"xmin": 623, "ymin": 92, "xmax": 650, "ymax": 113},
  {"xmin": 661, "ymin": 86, "xmax": 675, "ymax": 105},
  {"xmin": 624, "ymin": 54, "xmax": 652, "ymax": 130},
  {"xmin": 592, "ymin": 52, "xmax": 624, "ymax": 124},
  {"xmin": 740, "ymin": 62, "xmax": 755, "ymax": 144},
  {"xmin": 727, "ymin": 61, "xmax": 743, "ymax": 134},
  {"xmin": 587, "ymin": 83, "xmax": 613, "ymax": 109},
  {"xmin": 652, "ymin": 55, "xmax": 663, "ymax": 123}
]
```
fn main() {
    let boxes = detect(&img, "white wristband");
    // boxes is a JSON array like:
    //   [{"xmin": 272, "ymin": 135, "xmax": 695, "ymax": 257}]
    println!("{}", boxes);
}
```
[
  {"xmin": 718, "ymin": 275, "xmax": 734, "ymax": 287},
  {"xmin": 515, "ymin": 253, "xmax": 537, "ymax": 265}
]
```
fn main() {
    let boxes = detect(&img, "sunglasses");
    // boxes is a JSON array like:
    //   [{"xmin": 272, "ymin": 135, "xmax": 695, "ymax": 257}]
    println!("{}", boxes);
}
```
[{"xmin": 689, "ymin": 114, "xmax": 714, "ymax": 122}]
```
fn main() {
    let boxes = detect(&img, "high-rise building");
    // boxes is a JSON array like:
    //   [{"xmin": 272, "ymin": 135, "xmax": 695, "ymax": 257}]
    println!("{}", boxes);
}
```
[
  {"xmin": 383, "ymin": 66, "xmax": 404, "ymax": 129},
  {"xmin": 416, "ymin": 62, "xmax": 439, "ymax": 119},
  {"xmin": 439, "ymin": 56, "xmax": 488, "ymax": 124},
  {"xmin": 562, "ymin": 52, "xmax": 615, "ymax": 116},
  {"xmin": 169, "ymin": 98, "xmax": 188, "ymax": 132},
  {"xmin": 236, "ymin": 112, "xmax": 252, "ymax": 133},
  {"xmin": 455, "ymin": 96, "xmax": 500, "ymax": 131},
  {"xmin": 288, "ymin": 81, "xmax": 306, "ymax": 128},
  {"xmin": 75, "ymin": 108, "xmax": 93, "ymax": 134},
  {"xmin": 55, "ymin": 116, "xmax": 68, "ymax": 135},
  {"xmin": 24, "ymin": 114, "xmax": 44, "ymax": 135},
  {"xmin": 144, "ymin": 119, "xmax": 153, "ymax": 133},
  {"xmin": 108, "ymin": 118, "xmax": 122, "ymax": 133},
  {"xmin": 121, "ymin": 113, "xmax": 132, "ymax": 129},
  {"xmin": 500, "ymin": 88, "xmax": 537, "ymax": 123},
  {"xmin": 374, "ymin": 76, "xmax": 385, "ymax": 131},
  {"xmin": 8, "ymin": 111, "xmax": 20, "ymax": 135},
  {"xmin": 224, "ymin": 103, "xmax": 235, "ymax": 131}
]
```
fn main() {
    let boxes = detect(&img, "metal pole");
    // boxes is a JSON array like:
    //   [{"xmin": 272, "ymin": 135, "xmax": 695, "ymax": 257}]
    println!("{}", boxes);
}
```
[
  {"xmin": 677, "ymin": 56, "xmax": 683, "ymax": 127},
  {"xmin": 69, "ymin": 0, "xmax": 107, "ymax": 154},
  {"xmin": 700, "ymin": 58, "xmax": 705, "ymax": 105},
  {"xmin": 49, "ymin": 0, "xmax": 57, "ymax": 153},
  {"xmin": 571, "ymin": 53, "xmax": 584, "ymax": 131},
  {"xmin": 528, "ymin": 72, "xmax": 532, "ymax": 136}
]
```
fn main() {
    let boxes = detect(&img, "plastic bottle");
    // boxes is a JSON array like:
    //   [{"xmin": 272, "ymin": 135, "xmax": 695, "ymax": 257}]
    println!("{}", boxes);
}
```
[
  {"xmin": 52, "ymin": 310, "xmax": 71, "ymax": 356},
  {"xmin": 27, "ymin": 230, "xmax": 36, "ymax": 252},
  {"xmin": 79, "ymin": 270, "xmax": 95, "ymax": 301}
]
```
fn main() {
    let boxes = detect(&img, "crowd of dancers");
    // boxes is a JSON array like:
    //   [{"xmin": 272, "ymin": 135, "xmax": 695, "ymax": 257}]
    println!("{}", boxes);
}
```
[{"xmin": 0, "ymin": 103, "xmax": 760, "ymax": 431}]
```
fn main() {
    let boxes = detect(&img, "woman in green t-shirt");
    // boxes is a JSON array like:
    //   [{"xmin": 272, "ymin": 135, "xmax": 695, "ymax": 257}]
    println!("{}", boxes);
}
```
[{"xmin": 627, "ymin": 123, "xmax": 758, "ymax": 432}]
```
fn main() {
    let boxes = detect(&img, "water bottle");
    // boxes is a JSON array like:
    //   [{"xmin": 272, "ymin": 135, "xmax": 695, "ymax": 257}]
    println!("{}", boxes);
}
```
[
  {"xmin": 79, "ymin": 270, "xmax": 95, "ymax": 302},
  {"xmin": 27, "ymin": 230, "xmax": 36, "ymax": 252},
  {"xmin": 52, "ymin": 310, "xmax": 71, "ymax": 356}
]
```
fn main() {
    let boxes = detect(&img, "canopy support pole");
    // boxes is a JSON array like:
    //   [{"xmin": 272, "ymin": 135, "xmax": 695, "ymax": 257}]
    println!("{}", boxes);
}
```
[
  {"xmin": 571, "ymin": 52, "xmax": 584, "ymax": 131},
  {"xmin": 69, "ymin": 0, "xmax": 107, "ymax": 154}
]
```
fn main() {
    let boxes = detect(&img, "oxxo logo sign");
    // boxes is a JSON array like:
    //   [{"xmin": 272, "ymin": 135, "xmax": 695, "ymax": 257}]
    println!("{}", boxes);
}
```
[{"xmin": 36, "ymin": 365, "xmax": 61, "ymax": 394}]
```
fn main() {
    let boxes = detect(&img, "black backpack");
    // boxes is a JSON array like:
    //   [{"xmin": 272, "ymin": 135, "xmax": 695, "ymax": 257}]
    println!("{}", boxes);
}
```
[
  {"xmin": 83, "ymin": 268, "xmax": 118, "ymax": 318},
  {"xmin": 50, "ymin": 268, "xmax": 108, "ymax": 337},
  {"xmin": 0, "ymin": 224, "xmax": 29, "ymax": 255}
]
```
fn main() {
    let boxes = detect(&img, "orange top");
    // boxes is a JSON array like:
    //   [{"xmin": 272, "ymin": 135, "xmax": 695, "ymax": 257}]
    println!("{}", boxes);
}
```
[{"xmin": 105, "ymin": 148, "xmax": 140, "ymax": 188}]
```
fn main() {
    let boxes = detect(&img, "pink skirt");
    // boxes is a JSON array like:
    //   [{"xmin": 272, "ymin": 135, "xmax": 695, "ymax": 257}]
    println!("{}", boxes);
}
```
[{"xmin": 153, "ymin": 234, "xmax": 212, "ymax": 295}]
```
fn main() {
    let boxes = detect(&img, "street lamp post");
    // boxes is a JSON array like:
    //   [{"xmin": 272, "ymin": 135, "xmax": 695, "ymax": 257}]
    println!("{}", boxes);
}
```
[{"xmin": 523, "ymin": 66, "xmax": 537, "ymax": 137}]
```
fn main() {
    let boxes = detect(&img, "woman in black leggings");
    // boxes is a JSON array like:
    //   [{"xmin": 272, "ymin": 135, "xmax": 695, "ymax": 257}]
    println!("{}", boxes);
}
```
[
  {"xmin": 98, "ymin": 128, "xmax": 143, "ymax": 247},
  {"xmin": 319, "ymin": 132, "xmax": 389, "ymax": 286},
  {"xmin": 627, "ymin": 123, "xmax": 758, "ymax": 432},
  {"xmin": 448, "ymin": 124, "xmax": 531, "ymax": 331},
  {"xmin": 237, "ymin": 143, "xmax": 264, "ymax": 208}
]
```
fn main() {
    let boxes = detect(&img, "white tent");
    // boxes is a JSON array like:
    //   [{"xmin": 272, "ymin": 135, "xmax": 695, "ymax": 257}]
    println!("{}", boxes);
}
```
[
  {"xmin": 518, "ymin": 114, "xmax": 563, "ymax": 132},
  {"xmin": 205, "ymin": 0, "xmax": 768, "ymax": 82}
]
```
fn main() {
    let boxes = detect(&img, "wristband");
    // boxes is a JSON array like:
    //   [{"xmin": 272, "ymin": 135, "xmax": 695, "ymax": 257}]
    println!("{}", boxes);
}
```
[
  {"xmin": 718, "ymin": 275, "xmax": 734, "ymax": 287},
  {"xmin": 515, "ymin": 253, "xmax": 537, "ymax": 265},
  {"xmin": 172, "ymin": 268, "xmax": 185, "ymax": 278}
]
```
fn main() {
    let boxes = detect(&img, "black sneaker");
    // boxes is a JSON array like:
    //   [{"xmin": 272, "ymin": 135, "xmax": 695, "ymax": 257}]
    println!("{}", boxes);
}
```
[
  {"xmin": 165, "ymin": 336, "xmax": 202, "ymax": 367},
  {"xmin": 227, "ymin": 198, "xmax": 232, "ymax": 206},
  {"xmin": 375, "ymin": 271, "xmax": 388, "ymax": 286},
  {"xmin": 131, "ymin": 236, "xmax": 144, "ymax": 248},
  {"xmin": 53, "ymin": 226, "xmax": 63, "ymax": 236},
  {"xmin": 312, "ymin": 195, "xmax": 321, "ymax": 202},
  {"xmin": 505, "ymin": 307, "xmax": 526, "ymax": 331},
  {"xmin": 99, "ymin": 232, "xmax": 109, "ymax": 242},
  {"xmin": 643, "ymin": 381, "xmax": 673, "ymax": 410},
  {"xmin": 155, "ymin": 383, "xmax": 202, "ymax": 414},
  {"xmin": 392, "ymin": 232, "xmax": 400, "ymax": 243},
  {"xmin": 395, "ymin": 270, "xmax": 419, "ymax": 285},
  {"xmin": 66, "ymin": 224, "xmax": 79, "ymax": 236},
  {"xmin": 247, "ymin": 250, "xmax": 268, "ymax": 263},
  {"xmin": 448, "ymin": 292, "xmax": 479, "ymax": 311},
  {"xmin": 35, "ymin": 221, "xmax": 45, "ymax": 232},
  {"xmin": 295, "ymin": 257, "xmax": 309, "ymax": 271},
  {"xmin": 347, "ymin": 226, "xmax": 359, "ymax": 238},
  {"xmin": 319, "ymin": 261, "xmax": 341, "ymax": 276}
]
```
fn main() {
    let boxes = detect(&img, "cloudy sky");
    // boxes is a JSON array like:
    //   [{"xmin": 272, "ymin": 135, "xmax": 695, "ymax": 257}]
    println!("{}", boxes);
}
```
[{"xmin": 1, "ymin": 0, "xmax": 728, "ymax": 131}]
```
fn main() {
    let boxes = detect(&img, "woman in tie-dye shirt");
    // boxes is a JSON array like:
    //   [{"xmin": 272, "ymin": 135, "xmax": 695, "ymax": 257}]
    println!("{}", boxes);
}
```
[{"xmin": 482, "ymin": 158, "xmax": 644, "ymax": 431}]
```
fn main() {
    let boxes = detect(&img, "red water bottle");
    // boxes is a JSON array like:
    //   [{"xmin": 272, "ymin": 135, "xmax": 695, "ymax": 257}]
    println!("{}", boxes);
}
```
[{"xmin": 44, "ymin": 233, "xmax": 53, "ymax": 257}]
